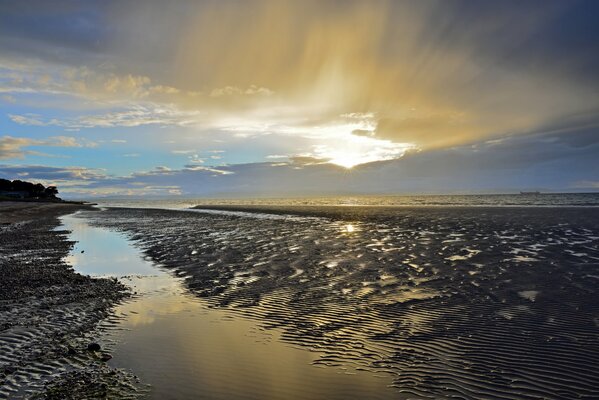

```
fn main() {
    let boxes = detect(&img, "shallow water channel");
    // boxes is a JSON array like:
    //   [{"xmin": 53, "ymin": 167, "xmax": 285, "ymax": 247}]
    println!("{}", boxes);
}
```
[{"xmin": 61, "ymin": 212, "xmax": 399, "ymax": 399}]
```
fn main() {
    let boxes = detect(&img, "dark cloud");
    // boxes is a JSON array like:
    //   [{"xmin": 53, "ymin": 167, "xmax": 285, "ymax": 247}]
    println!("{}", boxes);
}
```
[
  {"xmin": 351, "ymin": 129, "xmax": 374, "ymax": 138},
  {"xmin": 0, "ymin": 164, "xmax": 105, "ymax": 181},
  {"xmin": 0, "ymin": 0, "xmax": 113, "ymax": 65}
]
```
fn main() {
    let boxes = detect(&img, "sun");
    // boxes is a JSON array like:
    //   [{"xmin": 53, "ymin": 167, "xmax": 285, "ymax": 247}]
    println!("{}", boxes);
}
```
[
  {"xmin": 329, "ymin": 154, "xmax": 360, "ymax": 169},
  {"xmin": 310, "ymin": 127, "xmax": 415, "ymax": 169}
]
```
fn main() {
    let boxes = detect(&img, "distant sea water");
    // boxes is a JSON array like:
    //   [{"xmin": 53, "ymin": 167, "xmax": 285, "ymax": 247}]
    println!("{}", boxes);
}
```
[{"xmin": 93, "ymin": 193, "xmax": 599, "ymax": 209}]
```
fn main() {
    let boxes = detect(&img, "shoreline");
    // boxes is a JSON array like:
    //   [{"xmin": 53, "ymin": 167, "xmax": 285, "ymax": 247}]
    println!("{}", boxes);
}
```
[
  {"xmin": 0, "ymin": 202, "xmax": 135, "ymax": 398},
  {"xmin": 188, "ymin": 203, "xmax": 599, "ymax": 222},
  {"xmin": 0, "ymin": 201, "xmax": 93, "ymax": 225}
]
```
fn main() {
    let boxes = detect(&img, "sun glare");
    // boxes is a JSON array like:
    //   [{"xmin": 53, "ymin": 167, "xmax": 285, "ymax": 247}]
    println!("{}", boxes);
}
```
[
  {"xmin": 329, "ymin": 155, "xmax": 360, "ymax": 169},
  {"xmin": 324, "ymin": 139, "xmax": 413, "ymax": 169},
  {"xmin": 307, "ymin": 125, "xmax": 415, "ymax": 169}
]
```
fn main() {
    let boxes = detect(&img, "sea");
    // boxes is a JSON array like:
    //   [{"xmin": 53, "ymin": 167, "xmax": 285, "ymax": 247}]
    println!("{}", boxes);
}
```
[{"xmin": 92, "ymin": 192, "xmax": 599, "ymax": 209}]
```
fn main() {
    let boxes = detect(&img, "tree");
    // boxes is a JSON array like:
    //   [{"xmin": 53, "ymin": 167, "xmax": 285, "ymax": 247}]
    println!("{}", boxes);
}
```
[
  {"xmin": 0, "ymin": 179, "xmax": 11, "ymax": 191},
  {"xmin": 44, "ymin": 186, "xmax": 59, "ymax": 198},
  {"xmin": 32, "ymin": 183, "xmax": 45, "ymax": 197},
  {"xmin": 0, "ymin": 179, "xmax": 61, "ymax": 200}
]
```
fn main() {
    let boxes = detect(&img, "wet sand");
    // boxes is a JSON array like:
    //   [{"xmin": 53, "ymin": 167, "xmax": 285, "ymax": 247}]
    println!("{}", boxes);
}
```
[
  {"xmin": 0, "ymin": 203, "xmax": 135, "ymax": 399},
  {"xmin": 61, "ymin": 212, "xmax": 400, "ymax": 400},
  {"xmin": 85, "ymin": 205, "xmax": 599, "ymax": 399},
  {"xmin": 3, "ymin": 203, "xmax": 599, "ymax": 399}
]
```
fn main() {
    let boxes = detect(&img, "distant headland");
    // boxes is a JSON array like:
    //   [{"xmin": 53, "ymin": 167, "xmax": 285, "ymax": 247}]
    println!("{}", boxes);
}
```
[{"xmin": 0, "ymin": 178, "xmax": 61, "ymax": 201}]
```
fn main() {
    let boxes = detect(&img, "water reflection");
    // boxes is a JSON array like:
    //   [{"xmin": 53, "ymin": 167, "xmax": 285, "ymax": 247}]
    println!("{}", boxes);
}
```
[
  {"xmin": 62, "ymin": 213, "xmax": 401, "ymax": 400},
  {"xmin": 61, "ymin": 213, "xmax": 157, "ymax": 277}
]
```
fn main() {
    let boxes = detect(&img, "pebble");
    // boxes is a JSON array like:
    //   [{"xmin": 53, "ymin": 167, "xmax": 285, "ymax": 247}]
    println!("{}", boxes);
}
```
[{"xmin": 87, "ymin": 342, "xmax": 101, "ymax": 352}]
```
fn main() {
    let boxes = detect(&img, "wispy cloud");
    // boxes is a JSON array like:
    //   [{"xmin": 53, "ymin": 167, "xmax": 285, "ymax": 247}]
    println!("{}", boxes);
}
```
[
  {"xmin": 0, "ymin": 164, "xmax": 107, "ymax": 183},
  {"xmin": 209, "ymin": 85, "xmax": 273, "ymax": 97},
  {"xmin": 9, "ymin": 105, "xmax": 203, "ymax": 129},
  {"xmin": 171, "ymin": 149, "xmax": 196, "ymax": 155},
  {"xmin": 0, "ymin": 135, "xmax": 96, "ymax": 159},
  {"xmin": 183, "ymin": 165, "xmax": 233, "ymax": 175}
]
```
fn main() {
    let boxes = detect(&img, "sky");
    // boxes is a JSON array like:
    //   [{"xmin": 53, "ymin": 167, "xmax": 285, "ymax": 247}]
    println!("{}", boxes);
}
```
[{"xmin": 0, "ymin": 0, "xmax": 598, "ymax": 198}]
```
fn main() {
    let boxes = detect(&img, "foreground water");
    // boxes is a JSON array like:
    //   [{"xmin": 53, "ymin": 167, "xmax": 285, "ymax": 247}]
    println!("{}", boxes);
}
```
[
  {"xmin": 61, "ymin": 213, "xmax": 399, "ymax": 399},
  {"xmin": 72, "ymin": 205, "xmax": 599, "ymax": 399}
]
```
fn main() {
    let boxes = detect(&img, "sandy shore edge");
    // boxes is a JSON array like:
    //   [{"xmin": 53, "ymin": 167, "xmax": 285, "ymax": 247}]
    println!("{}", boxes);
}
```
[{"xmin": 0, "ymin": 202, "xmax": 138, "ymax": 399}]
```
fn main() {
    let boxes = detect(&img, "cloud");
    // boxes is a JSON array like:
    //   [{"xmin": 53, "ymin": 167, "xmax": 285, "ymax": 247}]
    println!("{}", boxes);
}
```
[
  {"xmin": 351, "ymin": 129, "xmax": 374, "ymax": 138},
  {"xmin": 0, "ymin": 164, "xmax": 106, "ymax": 183},
  {"xmin": 183, "ymin": 165, "xmax": 233, "ymax": 175},
  {"xmin": 171, "ymin": 149, "xmax": 196, "ymax": 155},
  {"xmin": 8, "ymin": 114, "xmax": 47, "ymax": 126},
  {"xmin": 2, "ymin": 120, "xmax": 595, "ymax": 200},
  {"xmin": 187, "ymin": 155, "xmax": 205, "ymax": 164},
  {"xmin": 35, "ymin": 124, "xmax": 599, "ymax": 198},
  {"xmin": 209, "ymin": 85, "xmax": 273, "ymax": 97},
  {"xmin": 288, "ymin": 156, "xmax": 328, "ymax": 166},
  {"xmin": 0, "ymin": 135, "xmax": 95, "ymax": 159},
  {"xmin": 9, "ymin": 105, "xmax": 203, "ymax": 129},
  {"xmin": 2, "ymin": 1, "xmax": 597, "ymax": 157},
  {"xmin": 1, "ymin": 0, "xmax": 598, "ymax": 191}
]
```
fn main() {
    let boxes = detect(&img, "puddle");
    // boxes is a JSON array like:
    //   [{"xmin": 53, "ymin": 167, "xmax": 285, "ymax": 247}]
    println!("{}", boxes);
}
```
[
  {"xmin": 60, "ymin": 213, "xmax": 401, "ymax": 400},
  {"xmin": 62, "ymin": 213, "xmax": 157, "ymax": 277}
]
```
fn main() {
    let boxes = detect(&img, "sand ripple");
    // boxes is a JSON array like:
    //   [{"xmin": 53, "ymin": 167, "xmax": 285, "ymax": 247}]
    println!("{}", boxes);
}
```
[{"xmin": 86, "ymin": 206, "xmax": 599, "ymax": 399}]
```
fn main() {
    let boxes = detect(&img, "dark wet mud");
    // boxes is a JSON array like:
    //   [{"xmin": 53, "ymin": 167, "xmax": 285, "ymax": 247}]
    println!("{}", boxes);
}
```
[{"xmin": 85, "ymin": 206, "xmax": 599, "ymax": 399}]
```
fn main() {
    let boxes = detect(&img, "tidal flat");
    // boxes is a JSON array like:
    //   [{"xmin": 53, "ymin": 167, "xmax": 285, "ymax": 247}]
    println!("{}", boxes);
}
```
[
  {"xmin": 87, "ymin": 205, "xmax": 599, "ymax": 399},
  {"xmin": 2, "ymin": 204, "xmax": 599, "ymax": 399}
]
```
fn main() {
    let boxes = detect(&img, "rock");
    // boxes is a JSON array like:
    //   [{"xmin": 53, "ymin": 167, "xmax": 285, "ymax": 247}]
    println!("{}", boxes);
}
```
[
  {"xmin": 100, "ymin": 353, "xmax": 113, "ymax": 362},
  {"xmin": 87, "ymin": 342, "xmax": 101, "ymax": 352}
]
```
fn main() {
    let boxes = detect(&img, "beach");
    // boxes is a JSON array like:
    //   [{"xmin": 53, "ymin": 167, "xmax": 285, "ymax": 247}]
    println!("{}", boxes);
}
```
[
  {"xmin": 2, "ymin": 202, "xmax": 599, "ymax": 399},
  {"xmin": 0, "ymin": 202, "xmax": 135, "ymax": 399},
  {"xmin": 5, "ymin": 0, "xmax": 599, "ymax": 398},
  {"xmin": 87, "ymin": 205, "xmax": 599, "ymax": 399}
]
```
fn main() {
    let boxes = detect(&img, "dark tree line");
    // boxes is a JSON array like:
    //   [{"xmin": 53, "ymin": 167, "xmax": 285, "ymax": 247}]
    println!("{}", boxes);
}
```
[{"xmin": 0, "ymin": 179, "xmax": 59, "ymax": 199}]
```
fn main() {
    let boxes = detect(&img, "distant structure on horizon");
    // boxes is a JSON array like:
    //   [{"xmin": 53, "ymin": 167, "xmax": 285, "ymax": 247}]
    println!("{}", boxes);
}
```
[{"xmin": 520, "ymin": 191, "xmax": 541, "ymax": 195}]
